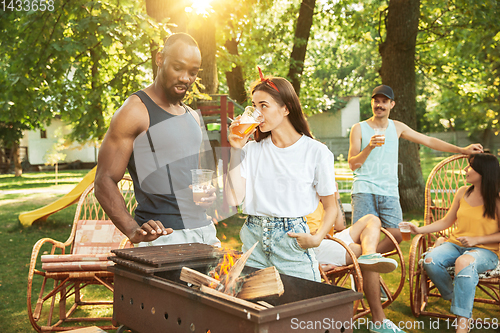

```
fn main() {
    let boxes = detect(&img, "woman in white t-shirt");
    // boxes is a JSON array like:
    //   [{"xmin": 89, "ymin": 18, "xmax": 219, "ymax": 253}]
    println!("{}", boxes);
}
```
[{"xmin": 226, "ymin": 71, "xmax": 338, "ymax": 281}]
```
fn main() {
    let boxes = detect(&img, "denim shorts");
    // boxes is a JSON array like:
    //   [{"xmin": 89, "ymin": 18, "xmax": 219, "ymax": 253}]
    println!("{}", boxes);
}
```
[
  {"xmin": 240, "ymin": 215, "xmax": 320, "ymax": 282},
  {"xmin": 351, "ymin": 193, "xmax": 402, "ymax": 229}
]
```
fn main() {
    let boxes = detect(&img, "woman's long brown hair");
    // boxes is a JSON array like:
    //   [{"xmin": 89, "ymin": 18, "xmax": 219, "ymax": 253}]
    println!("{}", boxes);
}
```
[
  {"xmin": 250, "ymin": 77, "xmax": 313, "ymax": 142},
  {"xmin": 465, "ymin": 153, "xmax": 500, "ymax": 219}
]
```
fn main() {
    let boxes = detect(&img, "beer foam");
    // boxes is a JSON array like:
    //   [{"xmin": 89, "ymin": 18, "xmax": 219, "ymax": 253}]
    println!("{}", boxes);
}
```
[{"xmin": 240, "ymin": 113, "xmax": 258, "ymax": 124}]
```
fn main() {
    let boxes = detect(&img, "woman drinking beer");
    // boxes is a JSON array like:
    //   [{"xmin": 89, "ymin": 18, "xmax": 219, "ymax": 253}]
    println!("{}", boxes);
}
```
[{"xmin": 225, "ymin": 69, "xmax": 337, "ymax": 282}]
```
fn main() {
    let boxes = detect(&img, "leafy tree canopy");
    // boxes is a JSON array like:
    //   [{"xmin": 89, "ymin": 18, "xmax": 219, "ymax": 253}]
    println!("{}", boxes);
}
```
[{"xmin": 0, "ymin": 0, "xmax": 168, "ymax": 146}]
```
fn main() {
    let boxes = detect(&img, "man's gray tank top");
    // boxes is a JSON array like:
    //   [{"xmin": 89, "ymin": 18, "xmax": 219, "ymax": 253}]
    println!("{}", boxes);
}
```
[{"xmin": 127, "ymin": 90, "xmax": 208, "ymax": 230}]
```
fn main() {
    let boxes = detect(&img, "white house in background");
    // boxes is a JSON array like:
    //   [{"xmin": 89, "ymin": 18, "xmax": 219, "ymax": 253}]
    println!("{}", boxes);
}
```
[
  {"xmin": 307, "ymin": 97, "xmax": 360, "ymax": 138},
  {"xmin": 23, "ymin": 118, "xmax": 98, "ymax": 166},
  {"xmin": 306, "ymin": 97, "xmax": 360, "ymax": 158}
]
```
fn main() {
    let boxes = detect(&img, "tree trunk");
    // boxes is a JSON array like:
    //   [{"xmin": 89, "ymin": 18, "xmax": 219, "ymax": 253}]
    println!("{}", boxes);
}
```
[
  {"xmin": 12, "ymin": 142, "xmax": 22, "ymax": 177},
  {"xmin": 145, "ymin": 0, "xmax": 188, "ymax": 79},
  {"xmin": 151, "ymin": 40, "xmax": 159, "ymax": 80},
  {"xmin": 481, "ymin": 126, "xmax": 492, "ymax": 151},
  {"xmin": 189, "ymin": 17, "xmax": 218, "ymax": 95},
  {"xmin": 379, "ymin": 0, "xmax": 422, "ymax": 212},
  {"xmin": 224, "ymin": 38, "xmax": 247, "ymax": 104},
  {"xmin": 145, "ymin": 0, "xmax": 188, "ymax": 32},
  {"xmin": 90, "ymin": 49, "xmax": 105, "ymax": 140},
  {"xmin": 287, "ymin": 0, "xmax": 316, "ymax": 96}
]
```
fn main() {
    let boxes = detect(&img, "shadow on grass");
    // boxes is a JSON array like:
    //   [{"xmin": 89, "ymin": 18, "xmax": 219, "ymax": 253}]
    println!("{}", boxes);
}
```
[{"xmin": 0, "ymin": 170, "xmax": 89, "ymax": 191}]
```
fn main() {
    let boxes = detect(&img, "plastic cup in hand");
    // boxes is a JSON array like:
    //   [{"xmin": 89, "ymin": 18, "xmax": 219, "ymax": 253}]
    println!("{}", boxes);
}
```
[
  {"xmin": 399, "ymin": 222, "xmax": 412, "ymax": 241},
  {"xmin": 373, "ymin": 128, "xmax": 386, "ymax": 146},
  {"xmin": 191, "ymin": 169, "xmax": 214, "ymax": 204},
  {"xmin": 231, "ymin": 106, "xmax": 264, "ymax": 137}
]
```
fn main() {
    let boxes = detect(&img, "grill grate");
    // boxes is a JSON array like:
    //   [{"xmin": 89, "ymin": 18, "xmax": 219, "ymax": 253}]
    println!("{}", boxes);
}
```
[{"xmin": 110, "ymin": 243, "xmax": 237, "ymax": 274}]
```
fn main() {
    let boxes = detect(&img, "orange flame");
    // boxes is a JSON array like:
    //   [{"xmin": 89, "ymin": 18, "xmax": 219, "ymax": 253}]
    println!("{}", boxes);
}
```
[{"xmin": 210, "ymin": 249, "xmax": 241, "ymax": 285}]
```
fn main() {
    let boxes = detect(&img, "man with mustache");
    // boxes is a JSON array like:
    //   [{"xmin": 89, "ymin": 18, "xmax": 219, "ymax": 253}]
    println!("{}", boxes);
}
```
[
  {"xmin": 348, "ymin": 85, "xmax": 483, "ymax": 252},
  {"xmin": 94, "ymin": 33, "xmax": 219, "ymax": 247},
  {"xmin": 345, "ymin": 85, "xmax": 482, "ymax": 333}
]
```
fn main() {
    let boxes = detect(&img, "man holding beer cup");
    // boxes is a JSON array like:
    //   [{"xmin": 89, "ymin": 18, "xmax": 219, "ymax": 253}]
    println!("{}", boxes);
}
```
[{"xmin": 348, "ymin": 85, "xmax": 483, "ymax": 253}]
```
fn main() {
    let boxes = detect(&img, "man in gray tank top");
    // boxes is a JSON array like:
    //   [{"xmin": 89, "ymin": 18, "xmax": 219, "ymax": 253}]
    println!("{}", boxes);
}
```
[{"xmin": 95, "ymin": 33, "xmax": 219, "ymax": 247}]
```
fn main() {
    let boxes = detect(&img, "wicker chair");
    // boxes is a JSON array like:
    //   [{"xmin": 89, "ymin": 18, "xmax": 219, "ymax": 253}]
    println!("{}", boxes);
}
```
[
  {"xmin": 27, "ymin": 177, "xmax": 135, "ymax": 332},
  {"xmin": 319, "ymin": 218, "xmax": 405, "ymax": 319},
  {"xmin": 409, "ymin": 154, "xmax": 500, "ymax": 319}
]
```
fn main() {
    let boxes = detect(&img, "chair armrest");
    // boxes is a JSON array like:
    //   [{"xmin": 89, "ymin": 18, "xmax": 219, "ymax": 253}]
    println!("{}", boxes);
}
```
[
  {"xmin": 409, "ymin": 234, "xmax": 426, "ymax": 269},
  {"xmin": 29, "ymin": 238, "xmax": 67, "ymax": 273},
  {"xmin": 322, "ymin": 235, "xmax": 364, "ymax": 294},
  {"xmin": 119, "ymin": 237, "xmax": 133, "ymax": 249}
]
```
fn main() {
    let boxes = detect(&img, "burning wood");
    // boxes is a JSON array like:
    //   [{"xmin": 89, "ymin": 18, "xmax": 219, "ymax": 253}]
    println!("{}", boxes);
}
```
[
  {"xmin": 256, "ymin": 301, "xmax": 275, "ymax": 309},
  {"xmin": 217, "ymin": 242, "xmax": 258, "ymax": 295},
  {"xmin": 236, "ymin": 266, "xmax": 284, "ymax": 300},
  {"xmin": 199, "ymin": 285, "xmax": 267, "ymax": 311},
  {"xmin": 179, "ymin": 242, "xmax": 284, "ymax": 309},
  {"xmin": 180, "ymin": 267, "xmax": 221, "ymax": 289}
]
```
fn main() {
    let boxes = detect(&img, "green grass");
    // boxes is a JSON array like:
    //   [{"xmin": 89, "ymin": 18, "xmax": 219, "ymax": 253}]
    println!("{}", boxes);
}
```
[
  {"xmin": 0, "ymin": 170, "xmax": 90, "ymax": 191},
  {"xmin": 0, "ymin": 154, "xmax": 494, "ymax": 333},
  {"xmin": 0, "ymin": 183, "xmax": 78, "ymax": 332}
]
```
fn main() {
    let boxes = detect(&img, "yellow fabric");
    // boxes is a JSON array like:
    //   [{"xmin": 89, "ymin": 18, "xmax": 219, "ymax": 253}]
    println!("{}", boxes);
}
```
[
  {"xmin": 448, "ymin": 198, "xmax": 499, "ymax": 257},
  {"xmin": 305, "ymin": 202, "xmax": 335, "ymax": 237}
]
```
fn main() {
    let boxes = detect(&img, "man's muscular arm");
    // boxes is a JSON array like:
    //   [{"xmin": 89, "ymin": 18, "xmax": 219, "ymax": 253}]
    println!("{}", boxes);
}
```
[
  {"xmin": 396, "ymin": 121, "xmax": 483, "ymax": 154},
  {"xmin": 94, "ymin": 96, "xmax": 172, "ymax": 243},
  {"xmin": 347, "ymin": 123, "xmax": 379, "ymax": 171}
]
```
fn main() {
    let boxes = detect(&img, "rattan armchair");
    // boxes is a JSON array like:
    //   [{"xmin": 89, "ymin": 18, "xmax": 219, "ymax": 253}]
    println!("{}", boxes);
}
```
[
  {"xmin": 409, "ymin": 154, "xmax": 500, "ymax": 320},
  {"xmin": 27, "ymin": 177, "xmax": 136, "ymax": 332},
  {"xmin": 319, "ymin": 224, "xmax": 405, "ymax": 319}
]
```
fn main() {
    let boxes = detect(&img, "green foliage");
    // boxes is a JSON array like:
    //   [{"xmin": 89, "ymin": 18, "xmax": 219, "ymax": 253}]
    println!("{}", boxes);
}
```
[
  {"xmin": 214, "ymin": 0, "xmax": 382, "ymax": 116},
  {"xmin": 215, "ymin": 0, "xmax": 297, "ymax": 102},
  {"xmin": 1, "ymin": 0, "xmax": 498, "ymax": 149},
  {"xmin": 417, "ymin": 0, "xmax": 500, "ymax": 137},
  {"xmin": 0, "ymin": 0, "xmax": 169, "ymax": 146}
]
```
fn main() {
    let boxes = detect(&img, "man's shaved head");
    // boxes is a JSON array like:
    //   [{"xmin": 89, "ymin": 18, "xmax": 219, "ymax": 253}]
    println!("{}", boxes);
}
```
[{"xmin": 161, "ymin": 33, "xmax": 199, "ymax": 57}]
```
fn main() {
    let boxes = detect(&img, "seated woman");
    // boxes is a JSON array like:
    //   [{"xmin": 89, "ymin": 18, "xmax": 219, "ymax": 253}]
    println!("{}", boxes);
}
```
[{"xmin": 406, "ymin": 153, "xmax": 500, "ymax": 333}]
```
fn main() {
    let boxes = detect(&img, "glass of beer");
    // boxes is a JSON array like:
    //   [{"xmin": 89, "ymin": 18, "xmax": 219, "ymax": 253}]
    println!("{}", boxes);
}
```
[
  {"xmin": 399, "ymin": 222, "xmax": 412, "ymax": 241},
  {"xmin": 373, "ymin": 128, "xmax": 385, "ymax": 146},
  {"xmin": 191, "ymin": 169, "xmax": 214, "ymax": 204},
  {"xmin": 231, "ymin": 106, "xmax": 264, "ymax": 137}
]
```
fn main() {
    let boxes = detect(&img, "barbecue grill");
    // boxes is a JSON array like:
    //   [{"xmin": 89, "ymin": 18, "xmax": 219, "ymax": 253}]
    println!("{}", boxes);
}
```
[{"xmin": 109, "ymin": 243, "xmax": 362, "ymax": 333}]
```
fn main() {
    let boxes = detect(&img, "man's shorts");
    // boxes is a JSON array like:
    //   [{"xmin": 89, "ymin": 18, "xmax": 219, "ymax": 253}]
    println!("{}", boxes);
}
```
[
  {"xmin": 351, "ymin": 193, "xmax": 402, "ymax": 229},
  {"xmin": 137, "ymin": 223, "xmax": 220, "ymax": 247},
  {"xmin": 313, "ymin": 228, "xmax": 354, "ymax": 267}
]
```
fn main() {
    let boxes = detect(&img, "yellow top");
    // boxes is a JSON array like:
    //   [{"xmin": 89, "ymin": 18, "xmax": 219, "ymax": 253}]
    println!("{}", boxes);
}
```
[
  {"xmin": 305, "ymin": 202, "xmax": 335, "ymax": 237},
  {"xmin": 448, "ymin": 198, "xmax": 499, "ymax": 257}
]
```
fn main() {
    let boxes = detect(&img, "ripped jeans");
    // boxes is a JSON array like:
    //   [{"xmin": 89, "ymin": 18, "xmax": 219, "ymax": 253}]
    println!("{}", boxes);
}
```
[{"xmin": 423, "ymin": 242, "xmax": 498, "ymax": 318}]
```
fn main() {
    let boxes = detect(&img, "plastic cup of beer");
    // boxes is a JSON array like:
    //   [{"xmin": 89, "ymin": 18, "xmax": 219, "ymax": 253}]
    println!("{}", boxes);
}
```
[
  {"xmin": 399, "ymin": 222, "xmax": 412, "ymax": 241},
  {"xmin": 373, "ymin": 128, "xmax": 385, "ymax": 146},
  {"xmin": 191, "ymin": 169, "xmax": 214, "ymax": 204},
  {"xmin": 231, "ymin": 106, "xmax": 263, "ymax": 137}
]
